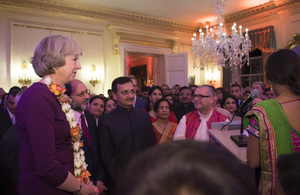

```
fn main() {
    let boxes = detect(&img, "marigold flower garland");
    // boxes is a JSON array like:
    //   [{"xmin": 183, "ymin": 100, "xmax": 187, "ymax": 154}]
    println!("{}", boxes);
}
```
[{"xmin": 44, "ymin": 77, "xmax": 91, "ymax": 183}]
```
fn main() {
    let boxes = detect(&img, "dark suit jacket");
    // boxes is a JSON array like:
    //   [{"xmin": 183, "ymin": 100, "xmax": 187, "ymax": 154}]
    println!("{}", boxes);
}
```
[
  {"xmin": 98, "ymin": 106, "xmax": 155, "ymax": 194},
  {"xmin": 83, "ymin": 111, "xmax": 105, "ymax": 184},
  {"xmin": 236, "ymin": 98, "xmax": 248, "ymax": 117},
  {"xmin": 0, "ymin": 109, "xmax": 13, "ymax": 139},
  {"xmin": 173, "ymin": 102, "xmax": 195, "ymax": 121},
  {"xmin": 0, "ymin": 124, "xmax": 18, "ymax": 195},
  {"xmin": 134, "ymin": 96, "xmax": 146, "ymax": 109}
]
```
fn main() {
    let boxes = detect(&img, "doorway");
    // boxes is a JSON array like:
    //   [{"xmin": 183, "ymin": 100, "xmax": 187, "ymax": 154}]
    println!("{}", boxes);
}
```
[
  {"xmin": 121, "ymin": 43, "xmax": 187, "ymax": 89},
  {"xmin": 127, "ymin": 53, "xmax": 155, "ymax": 93}
]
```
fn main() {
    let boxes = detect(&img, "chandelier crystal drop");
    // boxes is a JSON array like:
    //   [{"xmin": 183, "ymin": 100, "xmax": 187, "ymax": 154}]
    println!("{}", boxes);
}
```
[{"xmin": 191, "ymin": 0, "xmax": 252, "ymax": 69}]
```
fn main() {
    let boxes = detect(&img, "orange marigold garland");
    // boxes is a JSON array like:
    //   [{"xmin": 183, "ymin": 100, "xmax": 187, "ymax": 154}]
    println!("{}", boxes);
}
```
[{"xmin": 44, "ymin": 76, "xmax": 91, "ymax": 183}]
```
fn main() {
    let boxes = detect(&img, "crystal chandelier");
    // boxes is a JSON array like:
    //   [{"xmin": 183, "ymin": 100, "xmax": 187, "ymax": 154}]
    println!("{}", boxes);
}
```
[{"xmin": 191, "ymin": 0, "xmax": 251, "ymax": 69}]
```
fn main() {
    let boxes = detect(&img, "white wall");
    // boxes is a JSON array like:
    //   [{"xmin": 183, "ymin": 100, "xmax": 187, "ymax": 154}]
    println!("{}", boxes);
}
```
[{"xmin": 0, "ymin": 9, "xmax": 120, "ymax": 96}]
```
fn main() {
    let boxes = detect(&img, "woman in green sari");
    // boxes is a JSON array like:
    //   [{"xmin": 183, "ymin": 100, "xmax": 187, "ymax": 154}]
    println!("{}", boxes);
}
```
[{"xmin": 244, "ymin": 49, "xmax": 300, "ymax": 195}]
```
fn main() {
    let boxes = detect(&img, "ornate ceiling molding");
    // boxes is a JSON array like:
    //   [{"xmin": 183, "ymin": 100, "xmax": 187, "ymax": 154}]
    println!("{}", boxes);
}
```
[
  {"xmin": 224, "ymin": 0, "xmax": 300, "ymax": 24},
  {"xmin": 108, "ymin": 25, "xmax": 179, "ymax": 54},
  {"xmin": 1, "ymin": 0, "xmax": 298, "ymax": 48},
  {"xmin": 0, "ymin": 0, "xmax": 197, "ymax": 33}
]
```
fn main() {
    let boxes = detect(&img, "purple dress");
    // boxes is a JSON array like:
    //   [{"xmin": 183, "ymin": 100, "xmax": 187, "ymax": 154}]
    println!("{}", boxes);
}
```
[{"xmin": 16, "ymin": 83, "xmax": 73, "ymax": 194}]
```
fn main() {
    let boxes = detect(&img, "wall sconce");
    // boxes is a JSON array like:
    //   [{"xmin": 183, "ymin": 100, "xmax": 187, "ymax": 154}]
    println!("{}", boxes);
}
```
[
  {"xmin": 18, "ymin": 60, "xmax": 31, "ymax": 85},
  {"xmin": 89, "ymin": 64, "xmax": 100, "ymax": 87}
]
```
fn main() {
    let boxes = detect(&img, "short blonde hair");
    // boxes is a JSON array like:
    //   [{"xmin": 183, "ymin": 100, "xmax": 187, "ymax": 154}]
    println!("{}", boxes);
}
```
[{"xmin": 31, "ymin": 35, "xmax": 82, "ymax": 77}]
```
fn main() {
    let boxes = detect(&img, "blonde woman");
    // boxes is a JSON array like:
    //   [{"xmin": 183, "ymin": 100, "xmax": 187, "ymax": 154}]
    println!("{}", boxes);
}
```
[{"xmin": 16, "ymin": 35, "xmax": 98, "ymax": 195}]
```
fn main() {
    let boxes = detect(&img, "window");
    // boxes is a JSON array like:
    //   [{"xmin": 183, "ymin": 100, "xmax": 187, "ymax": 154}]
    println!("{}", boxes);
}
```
[{"xmin": 240, "ymin": 49, "xmax": 264, "ymax": 88}]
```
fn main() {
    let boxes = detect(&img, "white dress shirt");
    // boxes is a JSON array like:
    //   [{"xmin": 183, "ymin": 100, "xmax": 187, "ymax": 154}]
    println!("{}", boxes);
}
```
[
  {"xmin": 7, "ymin": 108, "xmax": 15, "ymax": 124},
  {"xmin": 74, "ymin": 111, "xmax": 89, "ymax": 129}
]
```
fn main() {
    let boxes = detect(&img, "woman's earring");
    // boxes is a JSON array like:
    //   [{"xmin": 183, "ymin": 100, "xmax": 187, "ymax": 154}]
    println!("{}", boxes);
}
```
[{"xmin": 270, "ymin": 83, "xmax": 273, "ymax": 91}]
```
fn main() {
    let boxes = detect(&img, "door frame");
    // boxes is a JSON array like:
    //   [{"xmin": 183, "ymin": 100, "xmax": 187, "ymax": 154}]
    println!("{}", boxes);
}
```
[{"xmin": 118, "ymin": 43, "xmax": 172, "ymax": 76}]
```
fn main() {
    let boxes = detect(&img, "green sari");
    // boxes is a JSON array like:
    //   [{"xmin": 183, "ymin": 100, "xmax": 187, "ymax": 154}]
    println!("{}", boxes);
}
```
[{"xmin": 243, "ymin": 99, "xmax": 300, "ymax": 195}]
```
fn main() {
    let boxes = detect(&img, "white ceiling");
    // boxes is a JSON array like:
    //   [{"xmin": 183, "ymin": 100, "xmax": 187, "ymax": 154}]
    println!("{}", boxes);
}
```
[{"xmin": 77, "ymin": 0, "xmax": 271, "ymax": 24}]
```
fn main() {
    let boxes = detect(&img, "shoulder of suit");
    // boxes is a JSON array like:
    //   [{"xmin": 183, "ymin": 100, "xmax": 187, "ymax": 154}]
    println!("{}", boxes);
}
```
[
  {"xmin": 133, "ymin": 107, "xmax": 149, "ymax": 114},
  {"xmin": 137, "ymin": 97, "xmax": 146, "ymax": 102},
  {"xmin": 0, "ymin": 110, "xmax": 9, "ymax": 117}
]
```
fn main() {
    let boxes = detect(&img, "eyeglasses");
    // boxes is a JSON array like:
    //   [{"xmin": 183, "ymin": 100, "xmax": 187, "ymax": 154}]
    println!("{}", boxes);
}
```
[
  {"xmin": 120, "ymin": 90, "xmax": 135, "ymax": 95},
  {"xmin": 192, "ymin": 94, "xmax": 211, "ymax": 100},
  {"xmin": 74, "ymin": 89, "xmax": 90, "ymax": 97}
]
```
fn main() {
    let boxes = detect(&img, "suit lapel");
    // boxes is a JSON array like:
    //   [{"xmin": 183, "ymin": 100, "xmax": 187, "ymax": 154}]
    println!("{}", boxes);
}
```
[{"xmin": 84, "ymin": 111, "xmax": 98, "ymax": 151}]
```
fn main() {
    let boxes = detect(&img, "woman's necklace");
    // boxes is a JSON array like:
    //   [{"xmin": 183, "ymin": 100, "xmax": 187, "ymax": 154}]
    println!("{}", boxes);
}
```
[
  {"xmin": 156, "ymin": 120, "xmax": 168, "ymax": 130},
  {"xmin": 280, "ymin": 98, "xmax": 300, "ymax": 104},
  {"xmin": 43, "ymin": 76, "xmax": 91, "ymax": 183}
]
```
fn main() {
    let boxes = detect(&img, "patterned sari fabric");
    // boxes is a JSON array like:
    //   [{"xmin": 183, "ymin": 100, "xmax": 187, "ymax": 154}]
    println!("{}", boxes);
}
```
[
  {"xmin": 152, "ymin": 121, "xmax": 178, "ymax": 144},
  {"xmin": 243, "ymin": 99, "xmax": 300, "ymax": 195}
]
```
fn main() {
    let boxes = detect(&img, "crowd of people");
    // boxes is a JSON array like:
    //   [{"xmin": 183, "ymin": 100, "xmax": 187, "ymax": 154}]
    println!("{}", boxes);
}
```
[{"xmin": 0, "ymin": 35, "xmax": 299, "ymax": 195}]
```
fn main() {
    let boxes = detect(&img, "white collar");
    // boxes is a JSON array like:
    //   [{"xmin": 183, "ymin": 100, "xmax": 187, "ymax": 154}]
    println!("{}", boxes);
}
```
[
  {"xmin": 7, "ymin": 107, "xmax": 15, "ymax": 119},
  {"xmin": 133, "ymin": 95, "xmax": 137, "ymax": 107},
  {"xmin": 197, "ymin": 109, "xmax": 213, "ymax": 120},
  {"xmin": 74, "ymin": 110, "xmax": 84, "ymax": 123}
]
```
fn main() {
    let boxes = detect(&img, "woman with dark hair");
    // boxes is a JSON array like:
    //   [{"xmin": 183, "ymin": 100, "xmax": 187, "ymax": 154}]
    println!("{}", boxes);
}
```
[
  {"xmin": 216, "ymin": 87, "xmax": 227, "ymax": 103},
  {"xmin": 145, "ymin": 86, "xmax": 162, "ymax": 117},
  {"xmin": 164, "ymin": 94, "xmax": 174, "ymax": 108},
  {"xmin": 222, "ymin": 95, "xmax": 241, "ymax": 121},
  {"xmin": 145, "ymin": 86, "xmax": 177, "ymax": 123},
  {"xmin": 244, "ymin": 49, "xmax": 300, "ymax": 195},
  {"xmin": 104, "ymin": 98, "xmax": 116, "ymax": 114},
  {"xmin": 88, "ymin": 96, "xmax": 105, "ymax": 126},
  {"xmin": 116, "ymin": 141, "xmax": 256, "ymax": 195},
  {"xmin": 152, "ymin": 99, "xmax": 177, "ymax": 144}
]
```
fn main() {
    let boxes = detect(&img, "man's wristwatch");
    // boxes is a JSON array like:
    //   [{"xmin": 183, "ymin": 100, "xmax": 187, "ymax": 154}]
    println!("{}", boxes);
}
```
[{"xmin": 74, "ymin": 182, "xmax": 82, "ymax": 194}]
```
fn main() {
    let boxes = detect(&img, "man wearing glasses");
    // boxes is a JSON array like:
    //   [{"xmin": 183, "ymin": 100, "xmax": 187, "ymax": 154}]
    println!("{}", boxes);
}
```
[
  {"xmin": 98, "ymin": 76, "xmax": 155, "ymax": 194},
  {"xmin": 174, "ymin": 85, "xmax": 228, "ymax": 142},
  {"xmin": 65, "ymin": 80, "xmax": 107, "ymax": 194}
]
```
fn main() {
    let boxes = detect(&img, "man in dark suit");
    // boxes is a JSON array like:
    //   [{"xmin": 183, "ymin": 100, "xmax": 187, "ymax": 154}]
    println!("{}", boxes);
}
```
[
  {"xmin": 98, "ymin": 77, "xmax": 155, "ymax": 194},
  {"xmin": 65, "ymin": 79, "xmax": 107, "ymax": 194},
  {"xmin": 0, "ymin": 89, "xmax": 25, "ymax": 195},
  {"xmin": 128, "ymin": 75, "xmax": 146, "ymax": 109},
  {"xmin": 230, "ymin": 83, "xmax": 248, "ymax": 117},
  {"xmin": 0, "ymin": 90, "xmax": 19, "ymax": 139},
  {"xmin": 173, "ymin": 86, "xmax": 195, "ymax": 121}
]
